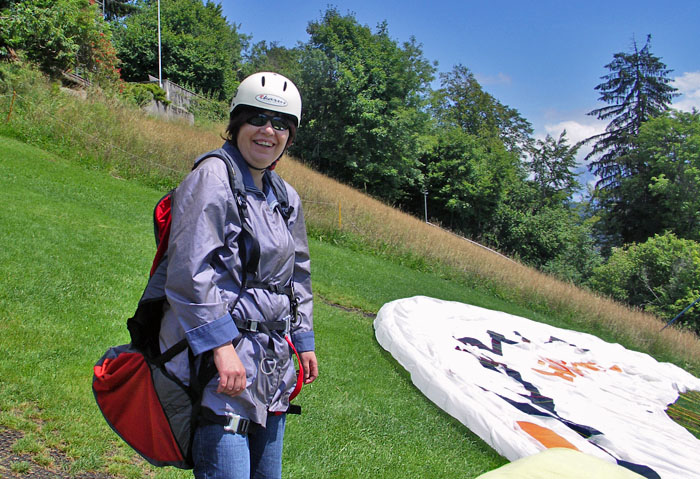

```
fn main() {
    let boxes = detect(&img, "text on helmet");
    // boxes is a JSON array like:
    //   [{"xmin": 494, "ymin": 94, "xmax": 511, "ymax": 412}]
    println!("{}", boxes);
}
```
[{"xmin": 255, "ymin": 94, "xmax": 288, "ymax": 108}]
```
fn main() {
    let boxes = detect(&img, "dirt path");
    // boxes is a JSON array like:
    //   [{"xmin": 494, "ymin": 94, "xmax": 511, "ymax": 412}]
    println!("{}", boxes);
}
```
[{"xmin": 0, "ymin": 428, "xmax": 113, "ymax": 479}]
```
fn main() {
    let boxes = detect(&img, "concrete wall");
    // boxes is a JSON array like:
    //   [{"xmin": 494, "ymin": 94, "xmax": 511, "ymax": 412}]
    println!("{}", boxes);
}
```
[
  {"xmin": 145, "ymin": 76, "xmax": 202, "ymax": 124},
  {"xmin": 142, "ymin": 100, "xmax": 194, "ymax": 125}
]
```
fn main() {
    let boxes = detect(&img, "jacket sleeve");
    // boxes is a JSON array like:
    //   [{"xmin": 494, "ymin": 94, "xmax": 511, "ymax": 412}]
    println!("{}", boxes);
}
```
[
  {"xmin": 165, "ymin": 161, "xmax": 240, "ymax": 355},
  {"xmin": 286, "ymin": 185, "xmax": 315, "ymax": 352}
]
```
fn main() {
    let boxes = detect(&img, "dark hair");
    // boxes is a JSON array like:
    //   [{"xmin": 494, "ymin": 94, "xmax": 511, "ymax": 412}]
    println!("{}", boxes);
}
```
[{"xmin": 224, "ymin": 106, "xmax": 297, "ymax": 148}]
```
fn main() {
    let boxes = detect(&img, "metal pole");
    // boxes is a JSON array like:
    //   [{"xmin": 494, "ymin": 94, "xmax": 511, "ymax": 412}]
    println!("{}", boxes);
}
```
[
  {"xmin": 157, "ymin": 0, "xmax": 162, "ymax": 88},
  {"xmin": 422, "ymin": 189, "xmax": 428, "ymax": 223},
  {"xmin": 660, "ymin": 294, "xmax": 700, "ymax": 331}
]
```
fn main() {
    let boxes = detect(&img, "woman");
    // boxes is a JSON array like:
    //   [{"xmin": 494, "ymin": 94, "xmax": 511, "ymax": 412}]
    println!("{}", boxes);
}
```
[{"xmin": 159, "ymin": 72, "xmax": 318, "ymax": 479}]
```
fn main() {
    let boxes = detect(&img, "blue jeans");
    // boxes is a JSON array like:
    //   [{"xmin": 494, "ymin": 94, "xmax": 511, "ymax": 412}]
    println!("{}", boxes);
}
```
[{"xmin": 193, "ymin": 414, "xmax": 287, "ymax": 479}]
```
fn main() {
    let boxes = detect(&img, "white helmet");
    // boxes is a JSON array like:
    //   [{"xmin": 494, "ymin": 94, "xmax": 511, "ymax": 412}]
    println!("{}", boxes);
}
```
[{"xmin": 229, "ymin": 72, "xmax": 302, "ymax": 127}]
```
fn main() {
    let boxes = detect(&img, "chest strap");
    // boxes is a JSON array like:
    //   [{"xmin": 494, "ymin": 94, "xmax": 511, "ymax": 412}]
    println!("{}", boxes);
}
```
[
  {"xmin": 245, "ymin": 281, "xmax": 293, "ymax": 296},
  {"xmin": 234, "ymin": 315, "xmax": 291, "ymax": 335}
]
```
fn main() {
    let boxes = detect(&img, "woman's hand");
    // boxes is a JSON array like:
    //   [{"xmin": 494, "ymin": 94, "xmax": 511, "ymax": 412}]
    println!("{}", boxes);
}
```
[
  {"xmin": 213, "ymin": 343, "xmax": 247, "ymax": 397},
  {"xmin": 299, "ymin": 351, "xmax": 318, "ymax": 384}
]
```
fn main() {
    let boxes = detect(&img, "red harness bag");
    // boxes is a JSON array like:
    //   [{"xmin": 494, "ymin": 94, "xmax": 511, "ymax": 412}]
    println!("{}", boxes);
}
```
[{"xmin": 93, "ymin": 343, "xmax": 196, "ymax": 468}]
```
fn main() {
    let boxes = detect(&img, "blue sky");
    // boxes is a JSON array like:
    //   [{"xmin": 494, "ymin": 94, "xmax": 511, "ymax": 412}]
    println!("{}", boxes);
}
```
[{"xmin": 220, "ymin": 0, "xmax": 700, "ymax": 161}]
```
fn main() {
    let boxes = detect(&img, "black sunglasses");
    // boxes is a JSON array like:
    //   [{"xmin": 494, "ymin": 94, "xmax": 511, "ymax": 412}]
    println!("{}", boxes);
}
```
[{"xmin": 246, "ymin": 113, "xmax": 290, "ymax": 131}]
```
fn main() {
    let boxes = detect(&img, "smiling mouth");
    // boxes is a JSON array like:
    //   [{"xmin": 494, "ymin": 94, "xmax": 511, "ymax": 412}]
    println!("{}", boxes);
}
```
[{"xmin": 254, "ymin": 140, "xmax": 274, "ymax": 147}]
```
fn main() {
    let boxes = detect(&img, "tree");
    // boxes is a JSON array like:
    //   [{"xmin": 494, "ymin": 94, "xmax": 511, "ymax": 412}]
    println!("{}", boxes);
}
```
[
  {"xmin": 483, "ymin": 130, "xmax": 600, "ymax": 282},
  {"xmin": 586, "ymin": 35, "xmax": 677, "ymax": 189},
  {"xmin": 584, "ymin": 35, "xmax": 678, "ymax": 248},
  {"xmin": 588, "ymin": 233, "xmax": 700, "ymax": 333},
  {"xmin": 0, "ymin": 0, "xmax": 120, "ymax": 85},
  {"xmin": 421, "ymin": 127, "xmax": 521, "ymax": 236},
  {"xmin": 113, "ymin": 0, "xmax": 245, "ymax": 99},
  {"xmin": 242, "ymin": 41, "xmax": 301, "ymax": 80},
  {"xmin": 100, "ymin": 0, "xmax": 138, "ymax": 21},
  {"xmin": 527, "ymin": 130, "xmax": 581, "ymax": 205},
  {"xmin": 420, "ymin": 61, "xmax": 595, "ymax": 277},
  {"xmin": 614, "ymin": 110, "xmax": 700, "ymax": 243},
  {"xmin": 291, "ymin": 8, "xmax": 435, "ymax": 203},
  {"xmin": 432, "ymin": 65, "xmax": 533, "ymax": 157}
]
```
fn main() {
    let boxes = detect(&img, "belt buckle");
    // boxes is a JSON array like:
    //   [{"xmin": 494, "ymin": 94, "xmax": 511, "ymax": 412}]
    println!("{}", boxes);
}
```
[
  {"xmin": 224, "ymin": 411, "xmax": 248, "ymax": 434},
  {"xmin": 283, "ymin": 315, "xmax": 291, "ymax": 335}
]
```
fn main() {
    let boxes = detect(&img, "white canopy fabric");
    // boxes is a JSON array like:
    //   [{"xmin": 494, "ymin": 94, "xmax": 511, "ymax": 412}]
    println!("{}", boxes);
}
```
[{"xmin": 373, "ymin": 296, "xmax": 700, "ymax": 479}]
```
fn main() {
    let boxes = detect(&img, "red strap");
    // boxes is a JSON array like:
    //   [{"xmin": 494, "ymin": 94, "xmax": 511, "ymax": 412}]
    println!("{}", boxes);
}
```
[
  {"xmin": 285, "ymin": 335, "xmax": 304, "ymax": 401},
  {"xmin": 150, "ymin": 195, "xmax": 172, "ymax": 277}
]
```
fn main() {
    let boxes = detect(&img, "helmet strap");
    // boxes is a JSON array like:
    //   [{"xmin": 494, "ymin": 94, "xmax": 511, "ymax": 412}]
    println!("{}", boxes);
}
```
[
  {"xmin": 246, "ymin": 162, "xmax": 268, "ymax": 171},
  {"xmin": 244, "ymin": 151, "xmax": 285, "ymax": 172}
]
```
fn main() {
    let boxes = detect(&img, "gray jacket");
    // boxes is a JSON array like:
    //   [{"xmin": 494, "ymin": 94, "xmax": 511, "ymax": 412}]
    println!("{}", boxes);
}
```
[{"xmin": 158, "ymin": 142, "xmax": 314, "ymax": 427}]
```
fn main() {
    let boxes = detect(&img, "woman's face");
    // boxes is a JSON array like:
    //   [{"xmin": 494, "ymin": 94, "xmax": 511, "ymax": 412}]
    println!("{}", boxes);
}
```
[{"xmin": 236, "ymin": 110, "xmax": 290, "ymax": 170}]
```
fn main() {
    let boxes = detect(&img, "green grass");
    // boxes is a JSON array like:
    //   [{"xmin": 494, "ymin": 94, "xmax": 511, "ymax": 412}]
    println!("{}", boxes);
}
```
[
  {"xmin": 666, "ymin": 391, "xmax": 700, "ymax": 439},
  {"xmin": 0, "ymin": 135, "xmax": 508, "ymax": 477},
  {"xmin": 0, "ymin": 136, "xmax": 159, "ymax": 475}
]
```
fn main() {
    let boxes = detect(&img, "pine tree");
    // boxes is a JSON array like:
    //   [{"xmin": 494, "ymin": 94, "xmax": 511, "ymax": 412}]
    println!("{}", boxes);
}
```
[
  {"xmin": 585, "ymin": 35, "xmax": 677, "ymax": 192},
  {"xmin": 584, "ymin": 35, "xmax": 678, "ymax": 248}
]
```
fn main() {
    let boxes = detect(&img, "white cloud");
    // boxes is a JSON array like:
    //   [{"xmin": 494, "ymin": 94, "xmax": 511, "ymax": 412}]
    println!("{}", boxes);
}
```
[
  {"xmin": 542, "ymin": 120, "xmax": 605, "ymax": 146},
  {"xmin": 671, "ymin": 71, "xmax": 700, "ymax": 112},
  {"xmin": 474, "ymin": 72, "xmax": 512, "ymax": 86}
]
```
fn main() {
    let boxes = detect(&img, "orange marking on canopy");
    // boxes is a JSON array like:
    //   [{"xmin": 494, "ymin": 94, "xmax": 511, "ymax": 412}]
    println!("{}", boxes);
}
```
[
  {"xmin": 533, "ymin": 358, "xmax": 613, "ymax": 381},
  {"xmin": 517, "ymin": 421, "xmax": 580, "ymax": 450}
]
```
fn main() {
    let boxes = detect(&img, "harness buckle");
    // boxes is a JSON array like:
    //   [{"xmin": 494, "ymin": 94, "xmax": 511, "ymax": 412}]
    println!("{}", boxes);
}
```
[
  {"xmin": 224, "ymin": 411, "xmax": 250, "ymax": 435},
  {"xmin": 248, "ymin": 320, "xmax": 259, "ymax": 332}
]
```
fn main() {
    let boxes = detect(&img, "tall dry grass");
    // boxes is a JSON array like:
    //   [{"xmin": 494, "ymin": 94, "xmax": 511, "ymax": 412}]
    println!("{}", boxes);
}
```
[{"xmin": 3, "ymin": 68, "xmax": 699, "ymax": 373}]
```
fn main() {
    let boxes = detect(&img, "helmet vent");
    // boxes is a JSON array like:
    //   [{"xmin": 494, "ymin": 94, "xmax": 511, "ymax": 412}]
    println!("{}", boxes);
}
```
[
  {"xmin": 261, "ymin": 76, "xmax": 266, "ymax": 86},
  {"xmin": 283, "ymin": 81, "xmax": 288, "ymax": 91}
]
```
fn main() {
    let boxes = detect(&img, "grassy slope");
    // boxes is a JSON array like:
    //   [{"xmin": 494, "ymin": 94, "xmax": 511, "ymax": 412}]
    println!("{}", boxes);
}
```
[{"xmin": 0, "ymin": 136, "xmax": 509, "ymax": 477}]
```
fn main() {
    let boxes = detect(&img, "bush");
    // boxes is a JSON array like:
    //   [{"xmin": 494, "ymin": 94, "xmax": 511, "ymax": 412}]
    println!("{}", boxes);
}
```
[
  {"xmin": 0, "ymin": 0, "xmax": 120, "ymax": 87},
  {"xmin": 121, "ymin": 82, "xmax": 169, "ymax": 107},
  {"xmin": 588, "ymin": 232, "xmax": 700, "ymax": 332},
  {"xmin": 186, "ymin": 95, "xmax": 228, "ymax": 124}
]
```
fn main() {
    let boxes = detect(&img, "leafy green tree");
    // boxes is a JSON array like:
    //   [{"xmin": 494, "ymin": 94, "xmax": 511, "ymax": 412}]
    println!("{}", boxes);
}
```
[
  {"xmin": 588, "ymin": 232, "xmax": 700, "ymax": 332},
  {"xmin": 527, "ymin": 130, "xmax": 581, "ymax": 205},
  {"xmin": 0, "ymin": 0, "xmax": 120, "ymax": 85},
  {"xmin": 485, "ymin": 179, "xmax": 600, "ymax": 283},
  {"xmin": 607, "ymin": 110, "xmax": 700, "ymax": 244},
  {"xmin": 432, "ymin": 65, "xmax": 533, "ymax": 157},
  {"xmin": 113, "ymin": 0, "xmax": 244, "ymax": 99},
  {"xmin": 242, "ymin": 41, "xmax": 301, "ymax": 80},
  {"xmin": 422, "ymin": 127, "xmax": 521, "ymax": 235},
  {"xmin": 418, "ymin": 61, "xmax": 597, "ymax": 279},
  {"xmin": 291, "ymin": 8, "xmax": 435, "ymax": 203},
  {"xmin": 642, "ymin": 111, "xmax": 700, "ymax": 240}
]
